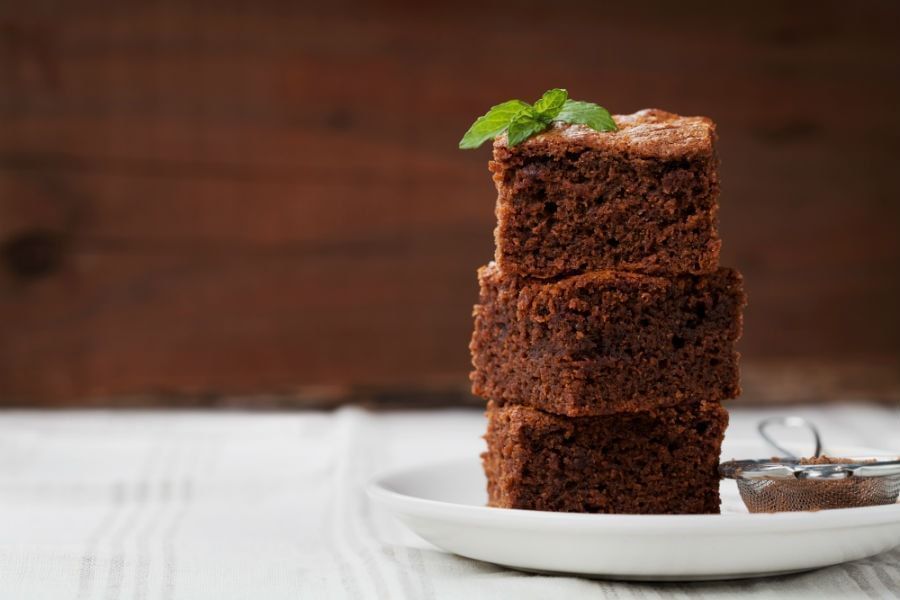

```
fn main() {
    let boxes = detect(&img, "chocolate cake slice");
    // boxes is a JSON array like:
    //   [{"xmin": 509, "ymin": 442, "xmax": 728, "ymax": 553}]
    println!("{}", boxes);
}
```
[
  {"xmin": 483, "ymin": 400, "xmax": 728, "ymax": 514},
  {"xmin": 471, "ymin": 262, "xmax": 745, "ymax": 416},
  {"xmin": 491, "ymin": 109, "xmax": 721, "ymax": 279}
]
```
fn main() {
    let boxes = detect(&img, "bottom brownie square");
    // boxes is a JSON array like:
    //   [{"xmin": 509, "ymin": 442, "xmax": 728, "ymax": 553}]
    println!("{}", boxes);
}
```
[{"xmin": 483, "ymin": 401, "xmax": 728, "ymax": 514}]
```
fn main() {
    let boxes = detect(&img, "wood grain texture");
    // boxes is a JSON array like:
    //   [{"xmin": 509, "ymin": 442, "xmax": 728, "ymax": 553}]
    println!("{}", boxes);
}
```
[{"xmin": 1, "ymin": 1, "xmax": 899, "ymax": 405}]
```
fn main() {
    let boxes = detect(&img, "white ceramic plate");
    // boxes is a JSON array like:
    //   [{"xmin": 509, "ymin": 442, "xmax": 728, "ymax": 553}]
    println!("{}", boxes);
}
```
[{"xmin": 367, "ymin": 440, "xmax": 900, "ymax": 581}]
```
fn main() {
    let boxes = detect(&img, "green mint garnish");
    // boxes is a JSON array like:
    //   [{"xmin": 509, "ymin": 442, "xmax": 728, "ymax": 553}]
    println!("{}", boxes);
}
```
[
  {"xmin": 531, "ymin": 88, "xmax": 568, "ymax": 121},
  {"xmin": 506, "ymin": 108, "xmax": 545, "ymax": 146},
  {"xmin": 458, "ymin": 99, "xmax": 530, "ymax": 150},
  {"xmin": 555, "ymin": 100, "xmax": 617, "ymax": 132},
  {"xmin": 458, "ymin": 88, "xmax": 617, "ymax": 149}
]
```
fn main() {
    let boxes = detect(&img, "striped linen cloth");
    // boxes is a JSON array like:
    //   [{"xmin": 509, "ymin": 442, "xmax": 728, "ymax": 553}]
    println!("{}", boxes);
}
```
[{"xmin": 0, "ymin": 405, "xmax": 897, "ymax": 600}]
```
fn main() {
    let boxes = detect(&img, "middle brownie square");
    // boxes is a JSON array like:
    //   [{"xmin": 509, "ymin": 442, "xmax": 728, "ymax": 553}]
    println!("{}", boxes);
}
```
[{"xmin": 470, "ymin": 263, "xmax": 745, "ymax": 416}]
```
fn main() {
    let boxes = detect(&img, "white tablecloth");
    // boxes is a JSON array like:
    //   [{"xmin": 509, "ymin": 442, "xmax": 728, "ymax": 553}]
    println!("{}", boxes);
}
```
[{"xmin": 0, "ymin": 404, "xmax": 898, "ymax": 599}]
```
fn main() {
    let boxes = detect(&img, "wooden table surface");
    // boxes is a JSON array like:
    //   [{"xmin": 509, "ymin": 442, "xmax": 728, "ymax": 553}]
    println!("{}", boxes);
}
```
[{"xmin": 0, "ymin": 404, "xmax": 898, "ymax": 597}]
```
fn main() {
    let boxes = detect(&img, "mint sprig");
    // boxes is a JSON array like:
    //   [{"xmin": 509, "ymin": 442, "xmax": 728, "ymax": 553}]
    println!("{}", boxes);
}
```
[
  {"xmin": 556, "ymin": 100, "xmax": 617, "ymax": 132},
  {"xmin": 458, "ymin": 88, "xmax": 617, "ymax": 149},
  {"xmin": 506, "ymin": 111, "xmax": 545, "ymax": 146},
  {"xmin": 458, "ymin": 99, "xmax": 530, "ymax": 150},
  {"xmin": 531, "ymin": 88, "xmax": 568, "ymax": 119}
]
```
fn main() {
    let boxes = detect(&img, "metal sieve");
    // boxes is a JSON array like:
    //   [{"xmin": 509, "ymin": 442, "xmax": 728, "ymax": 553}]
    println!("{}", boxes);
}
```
[{"xmin": 719, "ymin": 416, "xmax": 900, "ymax": 513}]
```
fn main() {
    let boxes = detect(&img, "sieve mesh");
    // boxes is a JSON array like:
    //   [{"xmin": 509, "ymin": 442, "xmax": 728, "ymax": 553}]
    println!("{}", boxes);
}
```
[
  {"xmin": 736, "ymin": 475, "xmax": 900, "ymax": 513},
  {"xmin": 722, "ymin": 417, "xmax": 900, "ymax": 513}
]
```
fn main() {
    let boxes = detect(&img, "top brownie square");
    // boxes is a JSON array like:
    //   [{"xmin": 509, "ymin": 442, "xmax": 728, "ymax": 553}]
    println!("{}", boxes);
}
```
[{"xmin": 491, "ymin": 109, "xmax": 721, "ymax": 278}]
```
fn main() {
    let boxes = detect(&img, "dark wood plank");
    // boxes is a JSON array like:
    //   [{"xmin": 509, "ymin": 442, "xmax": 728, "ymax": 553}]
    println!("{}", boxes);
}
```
[
  {"xmin": 2, "ymin": 0, "xmax": 899, "ymax": 404},
  {"xmin": 0, "ymin": 248, "xmax": 482, "ymax": 401}
]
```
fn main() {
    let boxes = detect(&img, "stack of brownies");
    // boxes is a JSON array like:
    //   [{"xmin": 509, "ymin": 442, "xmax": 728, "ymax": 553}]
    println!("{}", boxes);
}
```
[{"xmin": 471, "ymin": 109, "xmax": 746, "ymax": 514}]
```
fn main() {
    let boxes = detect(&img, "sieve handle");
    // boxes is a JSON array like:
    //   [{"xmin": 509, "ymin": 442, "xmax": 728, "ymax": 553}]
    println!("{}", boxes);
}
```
[{"xmin": 757, "ymin": 416, "xmax": 822, "ymax": 459}]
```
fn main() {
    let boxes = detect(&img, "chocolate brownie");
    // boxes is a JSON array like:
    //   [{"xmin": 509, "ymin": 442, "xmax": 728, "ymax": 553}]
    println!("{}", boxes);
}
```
[
  {"xmin": 471, "ymin": 263, "xmax": 745, "ymax": 416},
  {"xmin": 483, "ymin": 400, "xmax": 728, "ymax": 514},
  {"xmin": 491, "ymin": 109, "xmax": 721, "ymax": 278}
]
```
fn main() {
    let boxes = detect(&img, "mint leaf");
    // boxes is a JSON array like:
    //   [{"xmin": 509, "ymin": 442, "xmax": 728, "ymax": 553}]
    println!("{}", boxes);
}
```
[
  {"xmin": 506, "ymin": 109, "xmax": 546, "ymax": 147},
  {"xmin": 458, "ymin": 90, "xmax": 617, "ymax": 149},
  {"xmin": 555, "ymin": 100, "xmax": 617, "ymax": 132},
  {"xmin": 458, "ymin": 99, "xmax": 530, "ymax": 149},
  {"xmin": 532, "ymin": 88, "xmax": 568, "ymax": 122}
]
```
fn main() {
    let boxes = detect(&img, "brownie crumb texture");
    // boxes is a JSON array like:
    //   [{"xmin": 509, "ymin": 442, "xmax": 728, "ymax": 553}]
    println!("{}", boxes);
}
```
[
  {"xmin": 483, "ymin": 401, "xmax": 729, "ymax": 514},
  {"xmin": 471, "ymin": 263, "xmax": 745, "ymax": 416},
  {"xmin": 491, "ymin": 110, "xmax": 721, "ymax": 279}
]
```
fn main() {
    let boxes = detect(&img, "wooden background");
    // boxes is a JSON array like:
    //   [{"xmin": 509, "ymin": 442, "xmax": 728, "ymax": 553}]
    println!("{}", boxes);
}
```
[{"xmin": 2, "ymin": 1, "xmax": 899, "ymax": 407}]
